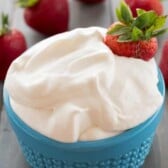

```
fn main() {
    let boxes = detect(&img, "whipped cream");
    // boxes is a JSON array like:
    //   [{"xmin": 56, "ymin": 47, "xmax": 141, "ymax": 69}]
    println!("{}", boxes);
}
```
[{"xmin": 4, "ymin": 27, "xmax": 163, "ymax": 142}]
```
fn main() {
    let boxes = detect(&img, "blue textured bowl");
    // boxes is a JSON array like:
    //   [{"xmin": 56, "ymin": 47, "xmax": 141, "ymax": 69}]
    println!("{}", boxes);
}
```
[{"xmin": 4, "ymin": 69, "xmax": 165, "ymax": 168}]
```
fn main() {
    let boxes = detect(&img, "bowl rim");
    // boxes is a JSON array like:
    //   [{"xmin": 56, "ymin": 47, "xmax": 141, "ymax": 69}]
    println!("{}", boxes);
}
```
[{"xmin": 3, "ymin": 69, "xmax": 165, "ymax": 151}]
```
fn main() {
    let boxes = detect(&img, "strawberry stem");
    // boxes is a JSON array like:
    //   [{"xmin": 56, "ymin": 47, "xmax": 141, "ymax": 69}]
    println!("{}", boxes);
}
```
[
  {"xmin": 0, "ymin": 13, "xmax": 9, "ymax": 36},
  {"xmin": 17, "ymin": 0, "xmax": 39, "ymax": 8},
  {"xmin": 108, "ymin": 1, "xmax": 167, "ymax": 42}
]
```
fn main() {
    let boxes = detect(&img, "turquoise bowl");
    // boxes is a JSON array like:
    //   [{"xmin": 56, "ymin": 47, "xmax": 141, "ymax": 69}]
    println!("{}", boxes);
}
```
[{"xmin": 3, "ymin": 69, "xmax": 165, "ymax": 168}]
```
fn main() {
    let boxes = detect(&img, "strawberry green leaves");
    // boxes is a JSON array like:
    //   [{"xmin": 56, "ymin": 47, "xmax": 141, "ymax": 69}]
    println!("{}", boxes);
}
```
[
  {"xmin": 116, "ymin": 1, "xmax": 133, "ymax": 24},
  {"xmin": 107, "ymin": 24, "xmax": 131, "ymax": 36},
  {"xmin": 131, "ymin": 27, "xmax": 143, "ymax": 41},
  {"xmin": 133, "ymin": 10, "xmax": 168, "ymax": 39},
  {"xmin": 154, "ymin": 15, "xmax": 167, "ymax": 30},
  {"xmin": 17, "ymin": 0, "xmax": 39, "ymax": 8},
  {"xmin": 133, "ymin": 11, "xmax": 157, "ymax": 29},
  {"xmin": 108, "ymin": 1, "xmax": 167, "ymax": 42},
  {"xmin": 0, "ymin": 13, "xmax": 9, "ymax": 36},
  {"xmin": 107, "ymin": 24, "xmax": 132, "ymax": 42},
  {"xmin": 144, "ymin": 15, "xmax": 168, "ymax": 39},
  {"xmin": 136, "ymin": 9, "xmax": 146, "ymax": 16}
]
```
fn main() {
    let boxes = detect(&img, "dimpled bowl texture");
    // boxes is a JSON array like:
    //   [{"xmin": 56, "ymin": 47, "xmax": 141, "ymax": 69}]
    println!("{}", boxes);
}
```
[{"xmin": 4, "ymin": 69, "xmax": 165, "ymax": 168}]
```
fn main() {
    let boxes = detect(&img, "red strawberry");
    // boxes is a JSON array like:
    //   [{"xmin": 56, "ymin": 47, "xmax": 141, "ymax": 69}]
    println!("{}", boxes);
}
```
[
  {"xmin": 159, "ymin": 40, "xmax": 168, "ymax": 87},
  {"xmin": 104, "ymin": 1, "xmax": 167, "ymax": 61},
  {"xmin": 105, "ymin": 35, "xmax": 158, "ymax": 60},
  {"xmin": 125, "ymin": 0, "xmax": 163, "ymax": 17},
  {"xmin": 0, "ymin": 14, "xmax": 27, "ymax": 81},
  {"xmin": 18, "ymin": 0, "xmax": 69, "ymax": 36},
  {"xmin": 77, "ymin": 0, "xmax": 105, "ymax": 4}
]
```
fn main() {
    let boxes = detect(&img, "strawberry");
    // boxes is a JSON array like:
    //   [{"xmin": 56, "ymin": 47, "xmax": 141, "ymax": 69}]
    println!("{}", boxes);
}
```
[
  {"xmin": 17, "ymin": 0, "xmax": 69, "ymax": 36},
  {"xmin": 0, "ymin": 14, "xmax": 27, "ymax": 81},
  {"xmin": 104, "ymin": 1, "xmax": 167, "ymax": 61},
  {"xmin": 105, "ymin": 35, "xmax": 158, "ymax": 60},
  {"xmin": 125, "ymin": 0, "xmax": 163, "ymax": 17},
  {"xmin": 77, "ymin": 0, "xmax": 105, "ymax": 4},
  {"xmin": 159, "ymin": 40, "xmax": 168, "ymax": 87}
]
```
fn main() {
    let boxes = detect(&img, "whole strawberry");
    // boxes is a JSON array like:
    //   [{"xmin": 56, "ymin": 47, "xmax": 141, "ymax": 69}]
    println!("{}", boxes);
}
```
[
  {"xmin": 0, "ymin": 14, "xmax": 27, "ymax": 81},
  {"xmin": 18, "ymin": 0, "xmax": 69, "ymax": 36},
  {"xmin": 125, "ymin": 0, "xmax": 163, "ymax": 17},
  {"xmin": 77, "ymin": 0, "xmax": 105, "ymax": 4},
  {"xmin": 159, "ymin": 40, "xmax": 168, "ymax": 87},
  {"xmin": 104, "ymin": 1, "xmax": 167, "ymax": 61}
]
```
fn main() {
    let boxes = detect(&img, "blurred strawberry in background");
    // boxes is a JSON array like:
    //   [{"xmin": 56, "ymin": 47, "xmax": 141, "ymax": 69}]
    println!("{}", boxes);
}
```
[
  {"xmin": 77, "ymin": 0, "xmax": 105, "ymax": 4},
  {"xmin": 159, "ymin": 40, "xmax": 168, "ymax": 87},
  {"xmin": 17, "ymin": 0, "xmax": 69, "ymax": 36},
  {"xmin": 0, "ymin": 13, "xmax": 27, "ymax": 81},
  {"xmin": 125, "ymin": 0, "xmax": 163, "ymax": 17}
]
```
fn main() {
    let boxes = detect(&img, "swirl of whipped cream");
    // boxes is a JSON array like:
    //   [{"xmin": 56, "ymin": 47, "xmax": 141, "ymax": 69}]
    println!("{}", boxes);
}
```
[{"xmin": 4, "ymin": 27, "xmax": 163, "ymax": 142}]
